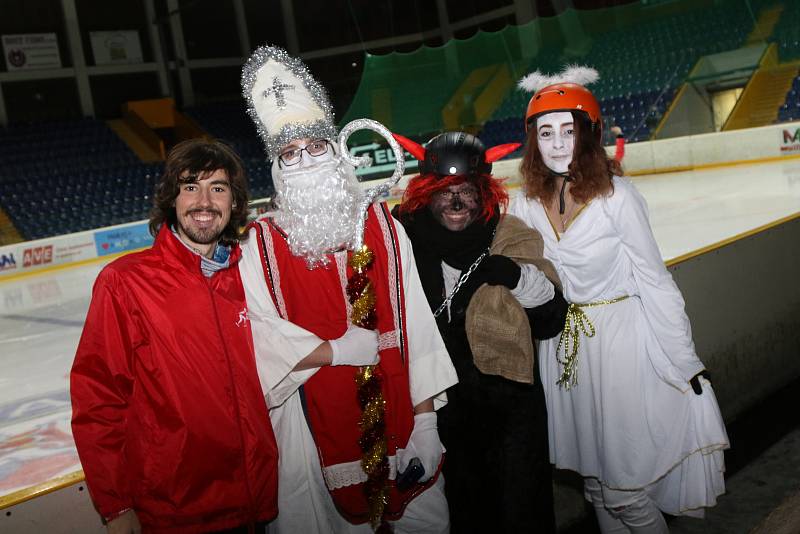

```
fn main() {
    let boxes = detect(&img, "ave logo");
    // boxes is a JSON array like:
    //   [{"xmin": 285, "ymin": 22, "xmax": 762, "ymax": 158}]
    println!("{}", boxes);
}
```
[{"xmin": 23, "ymin": 245, "xmax": 53, "ymax": 267}]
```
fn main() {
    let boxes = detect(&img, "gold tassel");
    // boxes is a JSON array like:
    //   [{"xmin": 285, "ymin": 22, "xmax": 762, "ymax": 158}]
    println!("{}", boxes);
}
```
[{"xmin": 555, "ymin": 296, "xmax": 629, "ymax": 389}]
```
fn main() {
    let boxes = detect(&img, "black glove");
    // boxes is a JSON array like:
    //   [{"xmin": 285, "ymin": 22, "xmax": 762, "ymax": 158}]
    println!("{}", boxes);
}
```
[
  {"xmin": 527, "ymin": 287, "xmax": 568, "ymax": 340},
  {"xmin": 689, "ymin": 370, "xmax": 711, "ymax": 395},
  {"xmin": 475, "ymin": 255, "xmax": 521, "ymax": 289}
]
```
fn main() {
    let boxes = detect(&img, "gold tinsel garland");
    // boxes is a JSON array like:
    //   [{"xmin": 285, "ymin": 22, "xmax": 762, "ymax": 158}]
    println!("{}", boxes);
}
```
[{"xmin": 347, "ymin": 245, "xmax": 389, "ymax": 530}]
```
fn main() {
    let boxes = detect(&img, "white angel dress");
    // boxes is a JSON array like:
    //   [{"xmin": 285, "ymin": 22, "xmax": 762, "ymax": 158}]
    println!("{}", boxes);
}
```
[{"xmin": 509, "ymin": 176, "xmax": 729, "ymax": 517}]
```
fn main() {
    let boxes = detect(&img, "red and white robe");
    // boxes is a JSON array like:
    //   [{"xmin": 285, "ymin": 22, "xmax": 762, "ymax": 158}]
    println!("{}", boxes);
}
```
[{"xmin": 239, "ymin": 203, "xmax": 458, "ymax": 532}]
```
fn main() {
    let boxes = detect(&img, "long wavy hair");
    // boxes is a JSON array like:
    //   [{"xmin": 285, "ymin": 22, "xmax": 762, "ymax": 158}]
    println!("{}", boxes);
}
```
[
  {"xmin": 149, "ymin": 138, "xmax": 250, "ymax": 244},
  {"xmin": 396, "ymin": 173, "xmax": 509, "ymax": 222},
  {"xmin": 520, "ymin": 111, "xmax": 621, "ymax": 205}
]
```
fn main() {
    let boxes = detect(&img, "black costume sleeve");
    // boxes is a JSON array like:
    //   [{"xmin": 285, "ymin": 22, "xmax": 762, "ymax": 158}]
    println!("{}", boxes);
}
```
[{"xmin": 526, "ymin": 287, "xmax": 568, "ymax": 340}]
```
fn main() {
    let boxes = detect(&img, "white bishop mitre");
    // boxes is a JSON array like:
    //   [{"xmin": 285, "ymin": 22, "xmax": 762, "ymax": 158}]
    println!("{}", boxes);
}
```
[{"xmin": 242, "ymin": 45, "xmax": 337, "ymax": 158}]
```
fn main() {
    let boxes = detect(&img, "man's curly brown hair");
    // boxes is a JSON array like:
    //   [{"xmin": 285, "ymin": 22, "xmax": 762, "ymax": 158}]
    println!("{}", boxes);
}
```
[{"xmin": 149, "ymin": 138, "xmax": 250, "ymax": 244}]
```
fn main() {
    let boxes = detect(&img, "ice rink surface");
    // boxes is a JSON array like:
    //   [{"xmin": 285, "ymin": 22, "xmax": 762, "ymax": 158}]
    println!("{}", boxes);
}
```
[{"xmin": 1, "ymin": 158, "xmax": 799, "ymax": 499}]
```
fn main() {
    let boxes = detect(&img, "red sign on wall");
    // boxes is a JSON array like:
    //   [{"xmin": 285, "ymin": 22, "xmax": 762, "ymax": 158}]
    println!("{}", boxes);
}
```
[{"xmin": 22, "ymin": 245, "xmax": 54, "ymax": 267}]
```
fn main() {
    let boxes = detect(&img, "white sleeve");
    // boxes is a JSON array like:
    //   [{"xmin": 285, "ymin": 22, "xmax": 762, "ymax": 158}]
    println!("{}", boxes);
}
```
[
  {"xmin": 609, "ymin": 180, "xmax": 705, "ymax": 383},
  {"xmin": 394, "ymin": 220, "xmax": 459, "ymax": 409},
  {"xmin": 510, "ymin": 263, "xmax": 555, "ymax": 307},
  {"xmin": 240, "ymin": 225, "xmax": 324, "ymax": 407},
  {"xmin": 507, "ymin": 191, "xmax": 530, "ymax": 224}
]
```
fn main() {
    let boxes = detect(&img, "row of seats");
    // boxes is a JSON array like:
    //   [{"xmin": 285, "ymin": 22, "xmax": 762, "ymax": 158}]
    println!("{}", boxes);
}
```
[
  {"xmin": 0, "ymin": 119, "xmax": 161, "ymax": 240},
  {"xmin": 776, "ymin": 72, "xmax": 800, "ymax": 122},
  {"xmin": 772, "ymin": 0, "xmax": 800, "ymax": 121},
  {"xmin": 0, "ymin": 107, "xmax": 272, "ymax": 241},
  {"xmin": 480, "ymin": 0, "xmax": 757, "ymax": 146},
  {"xmin": 770, "ymin": 0, "xmax": 800, "ymax": 60},
  {"xmin": 4, "ymin": 2, "xmax": 800, "ymax": 242}
]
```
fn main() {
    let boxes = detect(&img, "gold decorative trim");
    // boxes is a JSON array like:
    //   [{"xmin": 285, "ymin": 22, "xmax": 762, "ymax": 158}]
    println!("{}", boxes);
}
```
[
  {"xmin": 565, "ymin": 201, "xmax": 591, "ymax": 230},
  {"xmin": 544, "ymin": 208, "xmax": 562, "ymax": 242}
]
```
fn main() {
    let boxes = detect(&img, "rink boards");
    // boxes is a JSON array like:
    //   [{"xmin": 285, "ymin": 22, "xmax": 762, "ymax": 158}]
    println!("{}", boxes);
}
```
[{"xmin": 0, "ymin": 157, "xmax": 799, "ymax": 532}]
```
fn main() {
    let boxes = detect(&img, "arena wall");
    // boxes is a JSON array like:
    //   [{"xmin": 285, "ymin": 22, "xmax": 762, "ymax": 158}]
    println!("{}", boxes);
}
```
[{"xmin": 668, "ymin": 215, "xmax": 800, "ymax": 422}]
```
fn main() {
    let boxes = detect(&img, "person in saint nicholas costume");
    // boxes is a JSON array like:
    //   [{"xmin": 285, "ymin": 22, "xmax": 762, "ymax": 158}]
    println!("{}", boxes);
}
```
[{"xmin": 237, "ymin": 45, "xmax": 458, "ymax": 534}]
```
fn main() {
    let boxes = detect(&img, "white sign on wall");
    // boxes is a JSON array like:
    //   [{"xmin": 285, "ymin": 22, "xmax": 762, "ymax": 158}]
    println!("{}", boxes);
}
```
[
  {"xmin": 2, "ymin": 33, "xmax": 61, "ymax": 70},
  {"xmin": 89, "ymin": 31, "xmax": 143, "ymax": 65}
]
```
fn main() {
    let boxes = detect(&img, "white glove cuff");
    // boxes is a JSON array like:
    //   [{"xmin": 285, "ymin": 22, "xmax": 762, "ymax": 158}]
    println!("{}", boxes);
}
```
[
  {"xmin": 329, "ymin": 338, "xmax": 344, "ymax": 366},
  {"xmin": 511, "ymin": 264, "xmax": 555, "ymax": 308},
  {"xmin": 413, "ymin": 411, "xmax": 437, "ymax": 431}
]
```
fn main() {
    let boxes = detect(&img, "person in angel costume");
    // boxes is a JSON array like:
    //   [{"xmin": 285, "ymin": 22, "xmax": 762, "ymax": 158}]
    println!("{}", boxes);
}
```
[
  {"xmin": 509, "ymin": 66, "xmax": 730, "ymax": 533},
  {"xmin": 237, "ymin": 45, "xmax": 457, "ymax": 533}
]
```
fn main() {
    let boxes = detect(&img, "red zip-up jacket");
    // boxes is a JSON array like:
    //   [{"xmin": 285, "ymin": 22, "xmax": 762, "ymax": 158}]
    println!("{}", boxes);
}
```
[{"xmin": 71, "ymin": 226, "xmax": 278, "ymax": 533}]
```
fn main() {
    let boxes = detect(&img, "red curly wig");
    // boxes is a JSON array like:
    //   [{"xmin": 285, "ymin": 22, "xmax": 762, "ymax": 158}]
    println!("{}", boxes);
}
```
[{"xmin": 396, "ymin": 173, "xmax": 509, "ymax": 222}]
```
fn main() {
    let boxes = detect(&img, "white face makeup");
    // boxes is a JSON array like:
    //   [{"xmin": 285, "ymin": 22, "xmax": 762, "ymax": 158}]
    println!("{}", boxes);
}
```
[{"xmin": 536, "ymin": 111, "xmax": 575, "ymax": 174}]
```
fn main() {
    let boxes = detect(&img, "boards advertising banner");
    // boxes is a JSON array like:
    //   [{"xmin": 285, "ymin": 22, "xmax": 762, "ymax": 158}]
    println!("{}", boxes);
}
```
[{"xmin": 93, "ymin": 221, "xmax": 153, "ymax": 256}]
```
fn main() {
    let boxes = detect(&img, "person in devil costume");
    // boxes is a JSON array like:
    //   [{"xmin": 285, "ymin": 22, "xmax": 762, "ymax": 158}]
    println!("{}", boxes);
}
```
[
  {"xmin": 512, "ymin": 66, "xmax": 729, "ymax": 533},
  {"xmin": 392, "ymin": 131, "xmax": 568, "ymax": 533}
]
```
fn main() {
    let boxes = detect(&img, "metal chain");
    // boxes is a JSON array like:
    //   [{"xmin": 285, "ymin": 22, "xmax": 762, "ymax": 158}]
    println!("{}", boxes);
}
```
[{"xmin": 433, "ymin": 248, "xmax": 490, "ymax": 318}]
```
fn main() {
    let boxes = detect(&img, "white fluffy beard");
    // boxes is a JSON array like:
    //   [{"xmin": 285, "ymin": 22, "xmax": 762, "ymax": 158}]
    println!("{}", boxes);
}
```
[{"xmin": 272, "ymin": 157, "xmax": 363, "ymax": 269}]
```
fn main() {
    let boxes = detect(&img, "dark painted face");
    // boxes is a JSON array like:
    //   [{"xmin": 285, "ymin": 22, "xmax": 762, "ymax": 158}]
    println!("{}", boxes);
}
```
[{"xmin": 429, "ymin": 181, "xmax": 481, "ymax": 232}]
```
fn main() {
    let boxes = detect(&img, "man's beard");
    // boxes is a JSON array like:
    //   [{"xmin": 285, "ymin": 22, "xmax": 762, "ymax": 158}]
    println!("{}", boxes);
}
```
[
  {"xmin": 272, "ymin": 157, "xmax": 363, "ymax": 269},
  {"xmin": 177, "ymin": 208, "xmax": 225, "ymax": 245}
]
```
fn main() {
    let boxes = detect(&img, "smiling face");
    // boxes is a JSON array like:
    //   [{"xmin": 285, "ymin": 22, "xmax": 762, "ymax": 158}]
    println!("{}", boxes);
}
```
[
  {"xmin": 429, "ymin": 180, "xmax": 481, "ymax": 232},
  {"xmin": 536, "ymin": 111, "xmax": 575, "ymax": 174},
  {"xmin": 174, "ymin": 168, "xmax": 233, "ymax": 254}
]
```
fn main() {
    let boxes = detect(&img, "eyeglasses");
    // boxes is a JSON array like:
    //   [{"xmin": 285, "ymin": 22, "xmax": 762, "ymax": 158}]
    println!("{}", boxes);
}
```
[
  {"xmin": 278, "ymin": 139, "xmax": 330, "ymax": 167},
  {"xmin": 434, "ymin": 187, "xmax": 479, "ymax": 201}
]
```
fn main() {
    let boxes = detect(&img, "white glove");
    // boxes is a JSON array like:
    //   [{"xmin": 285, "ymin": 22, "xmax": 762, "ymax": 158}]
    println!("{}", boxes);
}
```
[
  {"xmin": 329, "ymin": 326, "xmax": 380, "ymax": 366},
  {"xmin": 396, "ymin": 412, "xmax": 441, "ymax": 483}
]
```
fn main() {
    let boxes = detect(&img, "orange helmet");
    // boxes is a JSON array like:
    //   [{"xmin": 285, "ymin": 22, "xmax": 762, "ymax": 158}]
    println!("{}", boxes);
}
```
[{"xmin": 524, "ymin": 82, "xmax": 601, "ymax": 132}]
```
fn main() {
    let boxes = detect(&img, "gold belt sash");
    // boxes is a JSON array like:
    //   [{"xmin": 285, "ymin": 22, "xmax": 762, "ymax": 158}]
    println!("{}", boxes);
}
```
[{"xmin": 556, "ymin": 295, "xmax": 630, "ymax": 389}]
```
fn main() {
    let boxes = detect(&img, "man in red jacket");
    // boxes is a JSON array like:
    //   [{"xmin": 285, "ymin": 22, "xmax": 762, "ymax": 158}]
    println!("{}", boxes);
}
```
[{"xmin": 71, "ymin": 139, "xmax": 278, "ymax": 533}]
